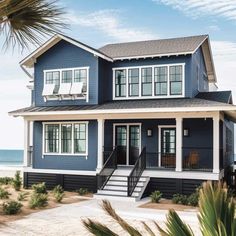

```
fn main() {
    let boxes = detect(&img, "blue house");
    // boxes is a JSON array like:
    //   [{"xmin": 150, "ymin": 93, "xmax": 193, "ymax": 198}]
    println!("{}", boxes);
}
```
[{"xmin": 10, "ymin": 34, "xmax": 236, "ymax": 200}]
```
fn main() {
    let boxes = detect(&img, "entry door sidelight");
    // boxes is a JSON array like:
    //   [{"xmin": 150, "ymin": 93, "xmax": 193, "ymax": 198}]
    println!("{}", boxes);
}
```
[
  {"xmin": 115, "ymin": 126, "xmax": 127, "ymax": 165},
  {"xmin": 161, "ymin": 128, "xmax": 176, "ymax": 168},
  {"xmin": 129, "ymin": 125, "xmax": 140, "ymax": 165}
]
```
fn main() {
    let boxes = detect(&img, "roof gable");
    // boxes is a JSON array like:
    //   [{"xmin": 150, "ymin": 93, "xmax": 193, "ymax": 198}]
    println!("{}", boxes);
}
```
[{"xmin": 20, "ymin": 34, "xmax": 113, "ymax": 67}]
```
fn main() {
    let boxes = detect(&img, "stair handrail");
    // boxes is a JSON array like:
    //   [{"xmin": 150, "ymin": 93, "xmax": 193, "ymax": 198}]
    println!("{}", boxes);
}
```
[
  {"xmin": 127, "ymin": 147, "xmax": 146, "ymax": 197},
  {"xmin": 97, "ymin": 146, "xmax": 117, "ymax": 190}
]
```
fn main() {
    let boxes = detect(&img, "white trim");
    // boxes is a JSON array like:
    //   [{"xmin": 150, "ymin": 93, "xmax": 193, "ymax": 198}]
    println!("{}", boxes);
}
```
[
  {"xmin": 23, "ymin": 167, "xmax": 97, "ymax": 175},
  {"xmin": 158, "ymin": 125, "xmax": 176, "ymax": 167},
  {"xmin": 143, "ymin": 169, "xmax": 222, "ymax": 181},
  {"xmin": 43, "ymin": 67, "xmax": 89, "ymax": 101},
  {"xmin": 112, "ymin": 52, "xmax": 194, "ymax": 61},
  {"xmin": 175, "ymin": 117, "xmax": 183, "ymax": 172},
  {"xmin": 97, "ymin": 119, "xmax": 104, "ymax": 170},
  {"xmin": 20, "ymin": 34, "xmax": 113, "ymax": 67},
  {"xmin": 112, "ymin": 63, "xmax": 185, "ymax": 100},
  {"xmin": 42, "ymin": 121, "xmax": 89, "ymax": 157},
  {"xmin": 213, "ymin": 115, "xmax": 220, "ymax": 173},
  {"xmin": 113, "ymin": 123, "xmax": 142, "ymax": 165},
  {"xmin": 24, "ymin": 119, "xmax": 30, "ymax": 167}
]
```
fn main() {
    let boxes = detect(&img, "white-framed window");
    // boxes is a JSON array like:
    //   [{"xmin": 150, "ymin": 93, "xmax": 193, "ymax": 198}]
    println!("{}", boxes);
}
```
[
  {"xmin": 113, "ymin": 63, "xmax": 185, "ymax": 100},
  {"xmin": 43, "ymin": 122, "xmax": 88, "ymax": 156},
  {"xmin": 43, "ymin": 67, "xmax": 89, "ymax": 101}
]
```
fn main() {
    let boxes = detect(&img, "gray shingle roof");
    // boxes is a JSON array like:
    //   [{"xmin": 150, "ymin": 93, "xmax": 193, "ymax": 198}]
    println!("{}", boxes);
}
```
[
  {"xmin": 9, "ymin": 98, "xmax": 233, "ymax": 115},
  {"xmin": 99, "ymin": 35, "xmax": 208, "ymax": 59},
  {"xmin": 195, "ymin": 91, "xmax": 232, "ymax": 104}
]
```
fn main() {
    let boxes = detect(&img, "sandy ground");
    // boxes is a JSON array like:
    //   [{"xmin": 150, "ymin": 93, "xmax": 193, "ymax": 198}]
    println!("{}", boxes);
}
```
[{"xmin": 0, "ymin": 198, "xmax": 201, "ymax": 236}]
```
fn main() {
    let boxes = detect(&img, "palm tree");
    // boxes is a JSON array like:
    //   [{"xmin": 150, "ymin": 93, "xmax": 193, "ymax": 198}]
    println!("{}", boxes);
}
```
[
  {"xmin": 0, "ymin": 0, "xmax": 67, "ymax": 50},
  {"xmin": 82, "ymin": 181, "xmax": 236, "ymax": 236}
]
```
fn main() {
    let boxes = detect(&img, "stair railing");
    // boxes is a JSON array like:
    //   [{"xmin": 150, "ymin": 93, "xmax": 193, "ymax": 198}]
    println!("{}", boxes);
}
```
[
  {"xmin": 97, "ymin": 146, "xmax": 117, "ymax": 190},
  {"xmin": 127, "ymin": 147, "xmax": 146, "ymax": 197}
]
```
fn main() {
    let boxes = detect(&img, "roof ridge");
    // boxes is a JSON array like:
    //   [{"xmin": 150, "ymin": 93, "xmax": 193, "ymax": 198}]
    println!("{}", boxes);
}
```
[{"xmin": 99, "ymin": 34, "xmax": 208, "ymax": 49}]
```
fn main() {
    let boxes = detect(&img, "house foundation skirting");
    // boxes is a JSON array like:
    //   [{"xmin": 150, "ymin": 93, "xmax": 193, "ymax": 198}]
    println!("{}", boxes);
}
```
[{"xmin": 23, "ymin": 172, "xmax": 97, "ymax": 193}]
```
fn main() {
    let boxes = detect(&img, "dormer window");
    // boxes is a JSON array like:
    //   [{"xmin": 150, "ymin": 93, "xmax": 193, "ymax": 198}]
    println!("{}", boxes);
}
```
[
  {"xmin": 42, "ymin": 67, "xmax": 89, "ymax": 102},
  {"xmin": 113, "ymin": 63, "xmax": 185, "ymax": 100}
]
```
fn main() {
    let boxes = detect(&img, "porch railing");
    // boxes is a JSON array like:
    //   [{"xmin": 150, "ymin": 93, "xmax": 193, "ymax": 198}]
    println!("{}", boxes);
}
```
[
  {"xmin": 127, "ymin": 147, "xmax": 146, "ymax": 197},
  {"xmin": 146, "ymin": 152, "xmax": 176, "ymax": 169},
  {"xmin": 182, "ymin": 147, "xmax": 213, "ymax": 171},
  {"xmin": 97, "ymin": 146, "xmax": 117, "ymax": 190}
]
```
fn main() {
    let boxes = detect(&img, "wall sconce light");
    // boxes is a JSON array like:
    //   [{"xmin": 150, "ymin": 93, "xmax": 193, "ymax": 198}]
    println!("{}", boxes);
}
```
[
  {"xmin": 183, "ymin": 128, "xmax": 189, "ymax": 137},
  {"xmin": 147, "ymin": 129, "xmax": 153, "ymax": 137}
]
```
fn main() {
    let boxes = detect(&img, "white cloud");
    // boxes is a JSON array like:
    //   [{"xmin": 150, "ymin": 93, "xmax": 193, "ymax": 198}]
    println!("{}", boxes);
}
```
[
  {"xmin": 153, "ymin": 0, "xmax": 236, "ymax": 21},
  {"xmin": 67, "ymin": 9, "xmax": 158, "ymax": 42},
  {"xmin": 211, "ymin": 41, "xmax": 236, "ymax": 100}
]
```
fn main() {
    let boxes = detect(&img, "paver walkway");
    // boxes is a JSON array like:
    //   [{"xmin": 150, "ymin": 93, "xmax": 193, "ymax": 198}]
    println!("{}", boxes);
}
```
[{"xmin": 0, "ymin": 198, "xmax": 200, "ymax": 236}]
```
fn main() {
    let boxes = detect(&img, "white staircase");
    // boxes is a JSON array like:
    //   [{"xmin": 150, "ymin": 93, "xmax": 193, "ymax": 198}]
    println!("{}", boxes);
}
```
[{"xmin": 94, "ymin": 167, "xmax": 150, "ymax": 202}]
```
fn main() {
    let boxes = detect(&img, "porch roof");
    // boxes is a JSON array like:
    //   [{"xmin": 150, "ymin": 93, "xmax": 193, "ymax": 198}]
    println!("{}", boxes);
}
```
[{"xmin": 9, "ymin": 98, "xmax": 236, "ymax": 122}]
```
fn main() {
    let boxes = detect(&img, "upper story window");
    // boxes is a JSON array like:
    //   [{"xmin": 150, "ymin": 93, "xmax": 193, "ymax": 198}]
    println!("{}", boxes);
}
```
[
  {"xmin": 113, "ymin": 63, "xmax": 185, "ymax": 100},
  {"xmin": 42, "ymin": 67, "xmax": 89, "ymax": 102}
]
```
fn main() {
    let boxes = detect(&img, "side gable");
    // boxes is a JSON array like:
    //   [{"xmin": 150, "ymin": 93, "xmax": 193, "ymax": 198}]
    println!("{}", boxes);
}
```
[{"xmin": 20, "ymin": 34, "xmax": 113, "ymax": 68}]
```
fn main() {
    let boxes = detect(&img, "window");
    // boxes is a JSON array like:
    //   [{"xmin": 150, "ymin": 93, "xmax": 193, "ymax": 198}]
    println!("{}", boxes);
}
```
[
  {"xmin": 141, "ymin": 67, "xmax": 152, "ymax": 96},
  {"xmin": 44, "ymin": 124, "xmax": 59, "ymax": 153},
  {"xmin": 43, "ymin": 122, "xmax": 88, "ymax": 155},
  {"xmin": 62, "ymin": 70, "xmax": 72, "ymax": 83},
  {"xmin": 74, "ymin": 123, "xmax": 86, "ymax": 154},
  {"xmin": 113, "ymin": 64, "xmax": 184, "ymax": 99},
  {"xmin": 128, "ymin": 68, "xmax": 139, "ymax": 96},
  {"xmin": 61, "ymin": 124, "xmax": 72, "ymax": 153},
  {"xmin": 169, "ymin": 65, "xmax": 182, "ymax": 95},
  {"xmin": 154, "ymin": 66, "xmax": 167, "ymax": 96},
  {"xmin": 115, "ymin": 69, "xmax": 126, "ymax": 97},
  {"xmin": 45, "ymin": 71, "xmax": 60, "ymax": 94}
]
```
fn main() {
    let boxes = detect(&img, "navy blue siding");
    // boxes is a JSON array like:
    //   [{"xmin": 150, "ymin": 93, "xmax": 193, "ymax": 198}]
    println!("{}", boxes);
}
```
[
  {"xmin": 33, "ymin": 120, "xmax": 98, "ymax": 171},
  {"xmin": 191, "ymin": 47, "xmax": 208, "ymax": 97},
  {"xmin": 34, "ymin": 40, "xmax": 99, "ymax": 106}
]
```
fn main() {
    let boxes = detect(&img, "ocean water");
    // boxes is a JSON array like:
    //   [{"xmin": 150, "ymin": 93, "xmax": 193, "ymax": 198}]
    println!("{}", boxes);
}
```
[{"xmin": 0, "ymin": 150, "xmax": 23, "ymax": 165}]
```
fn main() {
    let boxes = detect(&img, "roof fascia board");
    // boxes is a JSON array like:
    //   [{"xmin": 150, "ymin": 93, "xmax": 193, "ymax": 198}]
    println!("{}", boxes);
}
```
[{"xmin": 112, "ymin": 51, "xmax": 194, "ymax": 61}]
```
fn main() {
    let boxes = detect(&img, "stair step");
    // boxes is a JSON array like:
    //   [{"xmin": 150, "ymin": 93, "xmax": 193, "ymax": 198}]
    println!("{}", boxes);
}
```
[
  {"xmin": 94, "ymin": 194, "xmax": 137, "ymax": 202},
  {"xmin": 109, "ymin": 176, "xmax": 148, "ymax": 182},
  {"xmin": 104, "ymin": 185, "xmax": 142, "ymax": 192},
  {"xmin": 97, "ymin": 189, "xmax": 140, "ymax": 197},
  {"xmin": 107, "ymin": 180, "xmax": 145, "ymax": 187}
]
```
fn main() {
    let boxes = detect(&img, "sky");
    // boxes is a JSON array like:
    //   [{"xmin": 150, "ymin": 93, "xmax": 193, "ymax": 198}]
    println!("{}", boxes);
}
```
[{"xmin": 0, "ymin": 0, "xmax": 236, "ymax": 149}]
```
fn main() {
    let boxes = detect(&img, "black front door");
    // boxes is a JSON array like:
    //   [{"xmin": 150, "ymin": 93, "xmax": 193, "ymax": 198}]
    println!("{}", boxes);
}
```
[
  {"xmin": 115, "ymin": 126, "xmax": 127, "ymax": 165},
  {"xmin": 161, "ymin": 128, "xmax": 176, "ymax": 168},
  {"xmin": 115, "ymin": 125, "xmax": 140, "ymax": 165}
]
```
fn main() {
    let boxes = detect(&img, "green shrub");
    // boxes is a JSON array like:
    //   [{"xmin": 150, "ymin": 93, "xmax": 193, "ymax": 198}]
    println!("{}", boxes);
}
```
[
  {"xmin": 76, "ymin": 188, "xmax": 88, "ymax": 196},
  {"xmin": 52, "ymin": 185, "xmax": 64, "ymax": 203},
  {"xmin": 2, "ymin": 201, "xmax": 22, "ymax": 215},
  {"xmin": 172, "ymin": 194, "xmax": 188, "ymax": 205},
  {"xmin": 32, "ymin": 182, "xmax": 47, "ymax": 194},
  {"xmin": 17, "ymin": 192, "xmax": 29, "ymax": 201},
  {"xmin": 0, "ymin": 177, "xmax": 14, "ymax": 185},
  {"xmin": 29, "ymin": 193, "xmax": 48, "ymax": 209},
  {"xmin": 52, "ymin": 185, "xmax": 64, "ymax": 194},
  {"xmin": 150, "ymin": 190, "xmax": 162, "ymax": 203},
  {"xmin": 0, "ymin": 187, "xmax": 10, "ymax": 199},
  {"xmin": 187, "ymin": 192, "xmax": 199, "ymax": 207},
  {"xmin": 12, "ymin": 171, "xmax": 22, "ymax": 191}
]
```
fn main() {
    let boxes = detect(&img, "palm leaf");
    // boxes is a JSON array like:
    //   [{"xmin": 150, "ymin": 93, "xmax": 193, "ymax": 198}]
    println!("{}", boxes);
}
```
[
  {"xmin": 0, "ymin": 0, "xmax": 67, "ymax": 50},
  {"xmin": 82, "ymin": 218, "xmax": 118, "ymax": 236}
]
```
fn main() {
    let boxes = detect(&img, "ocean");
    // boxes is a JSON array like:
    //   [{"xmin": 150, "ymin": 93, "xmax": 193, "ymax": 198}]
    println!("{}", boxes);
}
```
[{"xmin": 0, "ymin": 150, "xmax": 23, "ymax": 166}]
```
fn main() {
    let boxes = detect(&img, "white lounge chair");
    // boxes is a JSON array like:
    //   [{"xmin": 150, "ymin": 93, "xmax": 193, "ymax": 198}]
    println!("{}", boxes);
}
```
[
  {"xmin": 42, "ymin": 84, "xmax": 55, "ymax": 96},
  {"xmin": 58, "ymin": 83, "xmax": 72, "ymax": 95}
]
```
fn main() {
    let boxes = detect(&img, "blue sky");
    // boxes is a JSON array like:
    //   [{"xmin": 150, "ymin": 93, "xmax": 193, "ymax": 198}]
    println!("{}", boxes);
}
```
[{"xmin": 0, "ymin": 0, "xmax": 236, "ymax": 149}]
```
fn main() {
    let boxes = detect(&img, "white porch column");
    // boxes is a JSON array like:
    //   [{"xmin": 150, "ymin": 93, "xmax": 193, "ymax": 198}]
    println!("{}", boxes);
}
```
[
  {"xmin": 97, "ymin": 118, "xmax": 104, "ymax": 171},
  {"xmin": 176, "ymin": 117, "xmax": 183, "ymax": 172},
  {"xmin": 213, "ymin": 116, "xmax": 220, "ymax": 174},
  {"xmin": 23, "ymin": 119, "xmax": 30, "ymax": 167}
]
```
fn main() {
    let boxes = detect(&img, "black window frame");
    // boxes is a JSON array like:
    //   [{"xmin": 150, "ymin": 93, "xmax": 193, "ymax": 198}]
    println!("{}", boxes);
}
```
[
  {"xmin": 154, "ymin": 66, "xmax": 168, "ymax": 96},
  {"xmin": 141, "ymin": 67, "xmax": 152, "ymax": 96},
  {"xmin": 115, "ymin": 69, "xmax": 126, "ymax": 97},
  {"xmin": 169, "ymin": 65, "xmax": 183, "ymax": 95},
  {"xmin": 128, "ymin": 68, "xmax": 139, "ymax": 97}
]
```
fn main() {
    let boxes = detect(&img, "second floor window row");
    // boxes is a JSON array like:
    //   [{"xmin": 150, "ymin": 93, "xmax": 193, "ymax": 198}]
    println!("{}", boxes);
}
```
[{"xmin": 114, "ymin": 64, "xmax": 184, "ymax": 98}]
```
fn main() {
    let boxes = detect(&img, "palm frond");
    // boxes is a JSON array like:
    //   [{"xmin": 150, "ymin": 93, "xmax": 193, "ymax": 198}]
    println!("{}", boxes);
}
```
[
  {"xmin": 0, "ymin": 0, "xmax": 67, "ymax": 50},
  {"xmin": 142, "ymin": 221, "xmax": 156, "ymax": 236},
  {"xmin": 101, "ymin": 200, "xmax": 142, "ymax": 236},
  {"xmin": 82, "ymin": 218, "xmax": 118, "ymax": 236}
]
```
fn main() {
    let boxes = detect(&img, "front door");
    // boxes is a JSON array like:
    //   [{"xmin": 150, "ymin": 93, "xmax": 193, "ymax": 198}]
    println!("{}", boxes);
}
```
[
  {"xmin": 160, "ymin": 128, "xmax": 176, "ymax": 168},
  {"xmin": 115, "ymin": 124, "xmax": 140, "ymax": 165}
]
